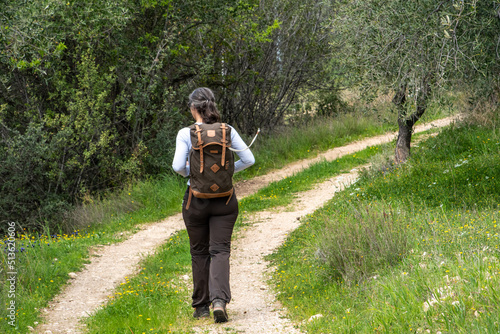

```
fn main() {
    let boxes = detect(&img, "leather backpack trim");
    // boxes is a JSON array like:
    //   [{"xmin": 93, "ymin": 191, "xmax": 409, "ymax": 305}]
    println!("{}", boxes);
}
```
[{"xmin": 185, "ymin": 187, "xmax": 234, "ymax": 210}]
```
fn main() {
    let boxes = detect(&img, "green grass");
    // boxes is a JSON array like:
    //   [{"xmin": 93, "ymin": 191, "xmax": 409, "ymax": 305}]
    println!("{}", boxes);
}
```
[
  {"xmin": 267, "ymin": 122, "xmax": 500, "ymax": 333},
  {"xmin": 67, "ymin": 173, "xmax": 187, "ymax": 233},
  {"xmin": 239, "ymin": 145, "xmax": 385, "ymax": 212},
  {"xmin": 0, "ymin": 175, "xmax": 186, "ymax": 333},
  {"xmin": 85, "ymin": 230, "xmax": 193, "ymax": 334},
  {"xmin": 235, "ymin": 112, "xmax": 395, "ymax": 180},
  {"xmin": 0, "ymin": 230, "xmax": 92, "ymax": 332},
  {"xmin": 0, "ymin": 107, "xmax": 454, "ymax": 333}
]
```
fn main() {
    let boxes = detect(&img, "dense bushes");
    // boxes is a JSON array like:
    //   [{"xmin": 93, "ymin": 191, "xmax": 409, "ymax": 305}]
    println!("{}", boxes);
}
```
[{"xmin": 0, "ymin": 0, "xmax": 334, "ymax": 231}]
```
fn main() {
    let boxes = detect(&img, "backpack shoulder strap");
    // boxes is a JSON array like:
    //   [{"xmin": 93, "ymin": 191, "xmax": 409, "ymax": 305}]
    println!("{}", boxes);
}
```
[
  {"xmin": 194, "ymin": 124, "xmax": 204, "ymax": 173},
  {"xmin": 220, "ymin": 123, "xmax": 227, "ymax": 167}
]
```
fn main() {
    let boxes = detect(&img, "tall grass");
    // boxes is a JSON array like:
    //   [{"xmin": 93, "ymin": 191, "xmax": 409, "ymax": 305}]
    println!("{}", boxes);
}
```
[
  {"xmin": 64, "ymin": 174, "xmax": 186, "ymax": 232},
  {"xmin": 318, "ymin": 204, "xmax": 411, "ymax": 284},
  {"xmin": 235, "ymin": 112, "xmax": 394, "ymax": 180}
]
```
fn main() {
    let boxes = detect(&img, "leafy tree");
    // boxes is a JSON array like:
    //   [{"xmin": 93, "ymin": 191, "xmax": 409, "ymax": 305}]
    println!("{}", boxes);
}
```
[
  {"xmin": 333, "ymin": 0, "xmax": 500, "ymax": 162},
  {"xmin": 0, "ymin": 0, "xmax": 334, "ymax": 230},
  {"xmin": 213, "ymin": 0, "xmax": 335, "ymax": 133}
]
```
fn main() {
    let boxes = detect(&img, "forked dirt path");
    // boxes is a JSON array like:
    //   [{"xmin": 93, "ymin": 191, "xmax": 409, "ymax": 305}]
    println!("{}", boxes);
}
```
[{"xmin": 35, "ymin": 116, "xmax": 458, "ymax": 333}]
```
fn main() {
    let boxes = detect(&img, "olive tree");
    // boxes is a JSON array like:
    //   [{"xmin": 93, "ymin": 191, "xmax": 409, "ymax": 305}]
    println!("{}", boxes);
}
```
[{"xmin": 333, "ymin": 0, "xmax": 500, "ymax": 162}]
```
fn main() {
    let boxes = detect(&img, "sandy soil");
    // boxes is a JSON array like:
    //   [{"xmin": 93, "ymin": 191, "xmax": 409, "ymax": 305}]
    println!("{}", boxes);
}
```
[{"xmin": 35, "ymin": 116, "xmax": 458, "ymax": 334}]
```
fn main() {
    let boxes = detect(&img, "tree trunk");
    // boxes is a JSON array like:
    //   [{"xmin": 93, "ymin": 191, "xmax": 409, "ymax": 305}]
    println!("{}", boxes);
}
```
[
  {"xmin": 395, "ymin": 118, "xmax": 412, "ymax": 163},
  {"xmin": 393, "ymin": 75, "xmax": 432, "ymax": 163},
  {"xmin": 392, "ymin": 84, "xmax": 411, "ymax": 163}
]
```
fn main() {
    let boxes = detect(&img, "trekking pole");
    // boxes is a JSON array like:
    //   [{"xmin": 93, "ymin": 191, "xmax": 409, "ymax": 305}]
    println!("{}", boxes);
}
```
[{"xmin": 228, "ymin": 128, "xmax": 260, "ymax": 152}]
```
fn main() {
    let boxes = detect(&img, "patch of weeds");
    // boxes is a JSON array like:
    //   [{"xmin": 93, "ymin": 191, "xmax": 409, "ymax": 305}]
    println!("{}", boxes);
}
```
[{"xmin": 318, "ymin": 202, "xmax": 412, "ymax": 284}]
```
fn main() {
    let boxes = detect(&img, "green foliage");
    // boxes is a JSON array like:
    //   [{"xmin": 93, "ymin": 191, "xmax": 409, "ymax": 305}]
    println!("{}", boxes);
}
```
[
  {"xmin": 333, "ymin": 0, "xmax": 500, "ymax": 107},
  {"xmin": 316, "ymin": 90, "xmax": 345, "ymax": 117},
  {"xmin": 0, "ymin": 0, "xmax": 334, "ymax": 230},
  {"xmin": 331, "ymin": 0, "xmax": 499, "ymax": 161},
  {"xmin": 0, "ymin": 123, "xmax": 71, "ymax": 230},
  {"xmin": 0, "ymin": 0, "xmax": 336, "ymax": 229},
  {"xmin": 0, "ymin": 50, "xmax": 148, "ymax": 230}
]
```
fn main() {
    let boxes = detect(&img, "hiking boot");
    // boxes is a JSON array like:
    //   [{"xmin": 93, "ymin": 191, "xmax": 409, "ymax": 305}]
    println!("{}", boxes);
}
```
[
  {"xmin": 212, "ymin": 298, "xmax": 228, "ymax": 323},
  {"xmin": 193, "ymin": 304, "xmax": 210, "ymax": 319}
]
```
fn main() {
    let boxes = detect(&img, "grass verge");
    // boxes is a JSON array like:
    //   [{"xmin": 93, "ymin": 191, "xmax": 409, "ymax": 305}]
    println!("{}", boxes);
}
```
[
  {"xmin": 267, "ymin": 122, "xmax": 500, "ymax": 333},
  {"xmin": 85, "ymin": 230, "xmax": 193, "ymax": 334},
  {"xmin": 0, "ymin": 175, "xmax": 186, "ymax": 333}
]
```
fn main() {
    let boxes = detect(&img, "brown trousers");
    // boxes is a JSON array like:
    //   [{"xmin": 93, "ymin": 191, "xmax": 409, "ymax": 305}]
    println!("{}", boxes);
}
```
[{"xmin": 182, "ymin": 187, "xmax": 238, "ymax": 308}]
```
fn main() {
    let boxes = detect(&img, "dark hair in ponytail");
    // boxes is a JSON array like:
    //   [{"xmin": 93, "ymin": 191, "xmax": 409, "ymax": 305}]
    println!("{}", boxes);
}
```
[{"xmin": 188, "ymin": 87, "xmax": 221, "ymax": 124}]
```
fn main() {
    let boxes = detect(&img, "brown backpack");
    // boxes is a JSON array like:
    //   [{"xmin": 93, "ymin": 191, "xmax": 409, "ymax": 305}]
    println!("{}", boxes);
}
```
[{"xmin": 186, "ymin": 123, "xmax": 234, "ymax": 209}]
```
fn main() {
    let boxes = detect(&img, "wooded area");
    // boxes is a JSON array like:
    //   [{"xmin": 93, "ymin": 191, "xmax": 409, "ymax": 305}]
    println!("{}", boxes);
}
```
[{"xmin": 1, "ymin": 0, "xmax": 499, "ymax": 231}]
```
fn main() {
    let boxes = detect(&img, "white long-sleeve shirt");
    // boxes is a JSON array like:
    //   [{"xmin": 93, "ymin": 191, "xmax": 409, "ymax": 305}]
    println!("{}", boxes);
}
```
[{"xmin": 172, "ymin": 123, "xmax": 255, "ymax": 180}]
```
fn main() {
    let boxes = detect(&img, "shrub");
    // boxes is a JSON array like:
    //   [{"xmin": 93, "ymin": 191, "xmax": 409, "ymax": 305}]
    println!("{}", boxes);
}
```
[
  {"xmin": 0, "ymin": 123, "xmax": 70, "ymax": 231},
  {"xmin": 317, "ymin": 90, "xmax": 346, "ymax": 117},
  {"xmin": 318, "ymin": 203, "xmax": 411, "ymax": 284},
  {"xmin": 0, "ymin": 52, "xmax": 147, "ymax": 233}
]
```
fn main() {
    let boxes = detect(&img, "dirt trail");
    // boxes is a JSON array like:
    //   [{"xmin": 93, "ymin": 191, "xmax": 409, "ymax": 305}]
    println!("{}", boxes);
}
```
[
  {"xmin": 35, "ymin": 116, "xmax": 458, "ymax": 333},
  {"xmin": 194, "ymin": 170, "xmax": 362, "ymax": 334}
]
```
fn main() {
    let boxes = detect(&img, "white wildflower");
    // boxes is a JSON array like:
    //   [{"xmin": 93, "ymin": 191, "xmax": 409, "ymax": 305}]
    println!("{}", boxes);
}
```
[{"xmin": 308, "ymin": 314, "xmax": 323, "ymax": 322}]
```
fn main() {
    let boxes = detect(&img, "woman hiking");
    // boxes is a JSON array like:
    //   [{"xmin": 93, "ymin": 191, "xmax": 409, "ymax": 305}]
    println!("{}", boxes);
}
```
[{"xmin": 172, "ymin": 87, "xmax": 255, "ymax": 323}]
